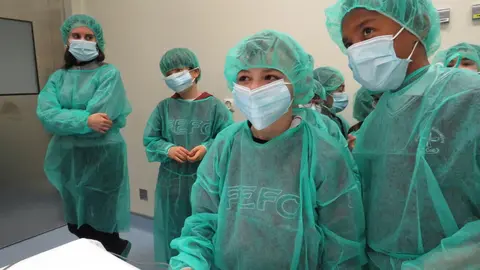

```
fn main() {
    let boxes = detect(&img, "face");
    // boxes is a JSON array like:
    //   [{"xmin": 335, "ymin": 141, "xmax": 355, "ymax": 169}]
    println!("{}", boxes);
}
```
[
  {"xmin": 68, "ymin": 27, "xmax": 96, "ymax": 44},
  {"xmin": 236, "ymin": 68, "xmax": 293, "ymax": 94},
  {"xmin": 447, "ymin": 58, "xmax": 479, "ymax": 72},
  {"xmin": 342, "ymin": 9, "xmax": 419, "ymax": 60},
  {"xmin": 311, "ymin": 94, "xmax": 323, "ymax": 105},
  {"xmin": 326, "ymin": 84, "xmax": 345, "ymax": 108},
  {"xmin": 166, "ymin": 67, "xmax": 200, "ymax": 81}
]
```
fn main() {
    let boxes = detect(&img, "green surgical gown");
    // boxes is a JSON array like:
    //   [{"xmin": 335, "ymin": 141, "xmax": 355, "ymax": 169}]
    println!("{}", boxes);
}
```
[
  {"xmin": 37, "ymin": 63, "xmax": 132, "ymax": 233},
  {"xmin": 293, "ymin": 107, "xmax": 347, "ymax": 147},
  {"xmin": 170, "ymin": 120, "xmax": 366, "ymax": 269},
  {"xmin": 353, "ymin": 65, "xmax": 480, "ymax": 269},
  {"xmin": 143, "ymin": 93, "xmax": 233, "ymax": 263}
]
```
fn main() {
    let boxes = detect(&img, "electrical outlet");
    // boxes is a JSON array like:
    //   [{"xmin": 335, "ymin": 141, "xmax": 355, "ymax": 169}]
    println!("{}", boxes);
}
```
[{"xmin": 139, "ymin": 189, "xmax": 148, "ymax": 201}]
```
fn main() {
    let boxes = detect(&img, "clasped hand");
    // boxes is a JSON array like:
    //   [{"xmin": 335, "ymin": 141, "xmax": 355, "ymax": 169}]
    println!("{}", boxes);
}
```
[{"xmin": 168, "ymin": 145, "xmax": 207, "ymax": 163}]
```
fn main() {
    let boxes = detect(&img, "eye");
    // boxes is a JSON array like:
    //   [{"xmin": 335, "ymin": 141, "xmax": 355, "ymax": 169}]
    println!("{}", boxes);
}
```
[
  {"xmin": 237, "ymin": 75, "xmax": 250, "ymax": 82},
  {"xmin": 72, "ymin": 33, "xmax": 81, "ymax": 39},
  {"xmin": 264, "ymin": 74, "xmax": 281, "ymax": 81},
  {"xmin": 362, "ymin": 27, "xmax": 374, "ymax": 37},
  {"xmin": 85, "ymin": 34, "xmax": 95, "ymax": 41}
]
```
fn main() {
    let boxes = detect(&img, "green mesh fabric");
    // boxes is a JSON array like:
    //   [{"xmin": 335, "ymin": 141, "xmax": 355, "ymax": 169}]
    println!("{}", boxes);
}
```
[
  {"xmin": 143, "ymin": 96, "xmax": 233, "ymax": 263},
  {"xmin": 313, "ymin": 67, "xmax": 344, "ymax": 94},
  {"xmin": 170, "ymin": 121, "xmax": 366, "ymax": 269},
  {"xmin": 36, "ymin": 64, "xmax": 132, "ymax": 233},
  {"xmin": 444, "ymin": 43, "xmax": 480, "ymax": 68},
  {"xmin": 160, "ymin": 48, "xmax": 201, "ymax": 81},
  {"xmin": 352, "ymin": 64, "xmax": 480, "ymax": 269},
  {"xmin": 325, "ymin": 0, "xmax": 441, "ymax": 56},
  {"xmin": 61, "ymin": 14, "xmax": 105, "ymax": 51},
  {"xmin": 353, "ymin": 87, "xmax": 375, "ymax": 121},
  {"xmin": 224, "ymin": 30, "xmax": 314, "ymax": 105},
  {"xmin": 402, "ymin": 221, "xmax": 480, "ymax": 269},
  {"xmin": 293, "ymin": 107, "xmax": 346, "ymax": 146},
  {"xmin": 312, "ymin": 80, "xmax": 327, "ymax": 100}
]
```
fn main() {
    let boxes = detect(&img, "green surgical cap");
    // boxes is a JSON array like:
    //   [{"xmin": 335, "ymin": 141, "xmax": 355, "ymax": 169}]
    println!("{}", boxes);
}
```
[
  {"xmin": 313, "ymin": 80, "xmax": 327, "ymax": 100},
  {"xmin": 159, "ymin": 48, "xmax": 201, "ymax": 81},
  {"xmin": 444, "ymin": 43, "xmax": 480, "ymax": 68},
  {"xmin": 325, "ymin": 0, "xmax": 441, "ymax": 56},
  {"xmin": 313, "ymin": 67, "xmax": 344, "ymax": 94},
  {"xmin": 224, "ymin": 30, "xmax": 314, "ymax": 106},
  {"xmin": 61, "ymin": 14, "xmax": 105, "ymax": 51},
  {"xmin": 353, "ymin": 87, "xmax": 375, "ymax": 122}
]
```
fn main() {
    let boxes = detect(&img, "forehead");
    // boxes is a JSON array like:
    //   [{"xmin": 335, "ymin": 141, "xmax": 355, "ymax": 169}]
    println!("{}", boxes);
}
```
[
  {"xmin": 70, "ymin": 26, "xmax": 94, "ymax": 35},
  {"xmin": 238, "ymin": 68, "xmax": 285, "ymax": 75},
  {"xmin": 342, "ymin": 9, "xmax": 392, "ymax": 33}
]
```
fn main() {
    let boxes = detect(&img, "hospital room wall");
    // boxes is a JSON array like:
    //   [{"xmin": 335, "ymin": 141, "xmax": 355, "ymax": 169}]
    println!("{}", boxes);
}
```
[{"xmin": 71, "ymin": 0, "xmax": 480, "ymax": 217}]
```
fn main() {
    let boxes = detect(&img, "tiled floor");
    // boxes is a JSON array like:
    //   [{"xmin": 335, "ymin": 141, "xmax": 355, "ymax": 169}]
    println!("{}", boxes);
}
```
[{"xmin": 0, "ymin": 215, "xmax": 166, "ymax": 270}]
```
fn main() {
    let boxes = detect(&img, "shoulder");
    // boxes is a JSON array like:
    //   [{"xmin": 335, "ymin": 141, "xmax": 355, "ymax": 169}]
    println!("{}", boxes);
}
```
[
  {"xmin": 48, "ymin": 69, "xmax": 66, "ymax": 81},
  {"xmin": 210, "ymin": 122, "xmax": 244, "ymax": 150},
  {"xmin": 432, "ymin": 67, "xmax": 480, "ymax": 98},
  {"xmin": 201, "ymin": 93, "xmax": 224, "ymax": 104},
  {"xmin": 96, "ymin": 64, "xmax": 121, "ymax": 79},
  {"xmin": 305, "ymin": 123, "xmax": 352, "ymax": 168}
]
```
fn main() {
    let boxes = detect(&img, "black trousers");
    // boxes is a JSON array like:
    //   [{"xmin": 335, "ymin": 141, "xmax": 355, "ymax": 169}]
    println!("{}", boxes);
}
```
[{"xmin": 67, "ymin": 223, "xmax": 128, "ymax": 256}]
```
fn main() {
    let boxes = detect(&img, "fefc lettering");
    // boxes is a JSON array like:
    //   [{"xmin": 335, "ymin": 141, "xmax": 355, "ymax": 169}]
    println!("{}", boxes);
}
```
[
  {"xmin": 167, "ymin": 119, "xmax": 212, "ymax": 135},
  {"xmin": 227, "ymin": 186, "xmax": 300, "ymax": 220}
]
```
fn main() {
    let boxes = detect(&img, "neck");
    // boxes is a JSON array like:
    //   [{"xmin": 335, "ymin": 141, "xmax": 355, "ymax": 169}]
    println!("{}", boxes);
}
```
[
  {"xmin": 406, "ymin": 49, "xmax": 430, "ymax": 75},
  {"xmin": 251, "ymin": 109, "xmax": 293, "ymax": 141},
  {"xmin": 179, "ymin": 84, "xmax": 200, "ymax": 99}
]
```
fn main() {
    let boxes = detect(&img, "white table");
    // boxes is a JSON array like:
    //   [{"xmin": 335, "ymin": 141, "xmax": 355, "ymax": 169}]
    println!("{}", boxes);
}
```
[{"xmin": 1, "ymin": 239, "xmax": 139, "ymax": 270}]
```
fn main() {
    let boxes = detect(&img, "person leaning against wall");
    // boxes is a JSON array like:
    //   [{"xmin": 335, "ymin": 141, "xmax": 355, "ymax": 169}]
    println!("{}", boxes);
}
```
[{"xmin": 36, "ymin": 14, "xmax": 132, "ymax": 257}]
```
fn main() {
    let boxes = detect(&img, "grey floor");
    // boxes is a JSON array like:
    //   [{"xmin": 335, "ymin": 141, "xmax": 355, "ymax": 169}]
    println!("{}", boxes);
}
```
[{"xmin": 0, "ymin": 215, "xmax": 168, "ymax": 270}]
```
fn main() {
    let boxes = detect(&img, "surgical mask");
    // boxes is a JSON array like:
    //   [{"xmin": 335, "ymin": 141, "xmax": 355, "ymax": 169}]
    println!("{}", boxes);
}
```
[
  {"xmin": 347, "ymin": 27, "xmax": 419, "ymax": 93},
  {"xmin": 68, "ymin": 40, "xmax": 99, "ymax": 62},
  {"xmin": 233, "ymin": 79, "xmax": 292, "ymax": 130},
  {"xmin": 164, "ymin": 69, "xmax": 196, "ymax": 93},
  {"xmin": 331, "ymin": 92, "xmax": 349, "ymax": 113}
]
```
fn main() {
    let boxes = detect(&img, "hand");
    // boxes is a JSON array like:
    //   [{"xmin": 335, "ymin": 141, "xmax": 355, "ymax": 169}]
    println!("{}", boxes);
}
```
[
  {"xmin": 187, "ymin": 145, "xmax": 207, "ymax": 162},
  {"xmin": 347, "ymin": 134, "xmax": 356, "ymax": 151},
  {"xmin": 168, "ymin": 146, "xmax": 190, "ymax": 163},
  {"xmin": 87, "ymin": 113, "xmax": 112, "ymax": 134}
]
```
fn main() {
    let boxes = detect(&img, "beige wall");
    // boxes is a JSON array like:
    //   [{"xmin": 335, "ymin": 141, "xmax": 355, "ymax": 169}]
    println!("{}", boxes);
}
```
[{"xmin": 72, "ymin": 0, "xmax": 480, "ymax": 217}]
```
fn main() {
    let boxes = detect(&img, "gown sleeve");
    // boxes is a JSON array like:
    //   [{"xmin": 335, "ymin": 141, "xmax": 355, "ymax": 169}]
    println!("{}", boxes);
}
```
[
  {"xmin": 86, "ymin": 65, "xmax": 132, "ymax": 128},
  {"xmin": 36, "ymin": 70, "xmax": 91, "ymax": 136},
  {"xmin": 143, "ymin": 103, "xmax": 175, "ymax": 163},
  {"xmin": 201, "ymin": 98, "xmax": 233, "ymax": 150},
  {"xmin": 316, "ymin": 137, "xmax": 367, "ymax": 268}
]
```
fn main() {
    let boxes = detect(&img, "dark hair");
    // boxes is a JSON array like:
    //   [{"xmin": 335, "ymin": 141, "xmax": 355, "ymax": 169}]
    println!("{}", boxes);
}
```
[
  {"xmin": 348, "ymin": 121, "xmax": 363, "ymax": 134},
  {"xmin": 63, "ymin": 44, "xmax": 105, "ymax": 69}
]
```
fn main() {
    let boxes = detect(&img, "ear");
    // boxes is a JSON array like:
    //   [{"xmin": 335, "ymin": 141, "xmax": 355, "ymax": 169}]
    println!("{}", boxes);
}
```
[{"xmin": 192, "ymin": 69, "xmax": 201, "ymax": 82}]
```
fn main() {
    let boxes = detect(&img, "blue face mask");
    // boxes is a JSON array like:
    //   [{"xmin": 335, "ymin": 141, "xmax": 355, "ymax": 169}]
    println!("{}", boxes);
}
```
[
  {"xmin": 69, "ymin": 40, "xmax": 99, "ymax": 62},
  {"xmin": 331, "ymin": 92, "xmax": 349, "ymax": 113},
  {"xmin": 233, "ymin": 79, "xmax": 292, "ymax": 130},
  {"xmin": 165, "ymin": 69, "xmax": 197, "ymax": 93},
  {"xmin": 348, "ymin": 27, "xmax": 419, "ymax": 93}
]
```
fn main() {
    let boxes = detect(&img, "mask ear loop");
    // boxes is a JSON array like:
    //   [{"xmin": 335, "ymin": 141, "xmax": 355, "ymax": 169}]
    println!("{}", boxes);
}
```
[
  {"xmin": 392, "ymin": 27, "xmax": 406, "ymax": 39},
  {"xmin": 407, "ymin": 41, "xmax": 419, "ymax": 60}
]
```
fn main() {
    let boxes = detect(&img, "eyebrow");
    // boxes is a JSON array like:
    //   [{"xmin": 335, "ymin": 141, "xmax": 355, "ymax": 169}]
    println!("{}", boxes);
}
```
[{"xmin": 342, "ymin": 18, "xmax": 377, "ymax": 44}]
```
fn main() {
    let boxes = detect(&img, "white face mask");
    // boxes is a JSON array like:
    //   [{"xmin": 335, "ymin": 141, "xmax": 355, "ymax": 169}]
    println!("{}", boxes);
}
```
[
  {"xmin": 164, "ymin": 69, "xmax": 197, "ymax": 93},
  {"xmin": 331, "ymin": 92, "xmax": 349, "ymax": 113},
  {"xmin": 348, "ymin": 27, "xmax": 419, "ymax": 92},
  {"xmin": 233, "ymin": 79, "xmax": 292, "ymax": 130},
  {"xmin": 69, "ymin": 40, "xmax": 99, "ymax": 62}
]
